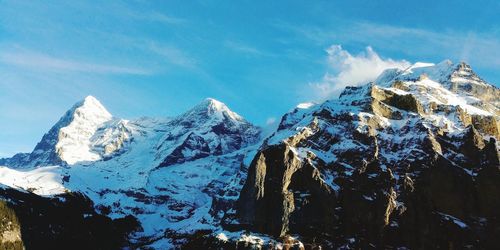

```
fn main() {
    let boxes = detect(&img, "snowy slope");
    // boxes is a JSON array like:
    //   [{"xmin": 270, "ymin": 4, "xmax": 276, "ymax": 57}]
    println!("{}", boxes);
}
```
[
  {"xmin": 0, "ymin": 166, "xmax": 66, "ymax": 195},
  {"xmin": 0, "ymin": 96, "xmax": 261, "ymax": 248}
]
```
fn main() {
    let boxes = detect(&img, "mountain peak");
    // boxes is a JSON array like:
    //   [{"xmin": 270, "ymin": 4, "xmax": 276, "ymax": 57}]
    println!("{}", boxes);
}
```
[
  {"xmin": 81, "ymin": 95, "xmax": 101, "ymax": 106},
  {"xmin": 202, "ymin": 97, "xmax": 225, "ymax": 109},
  {"xmin": 456, "ymin": 61, "xmax": 471, "ymax": 69},
  {"xmin": 1, "ymin": 96, "xmax": 115, "ymax": 167},
  {"xmin": 450, "ymin": 61, "xmax": 479, "ymax": 80},
  {"xmin": 72, "ymin": 95, "xmax": 112, "ymax": 120},
  {"xmin": 375, "ymin": 59, "xmax": 470, "ymax": 88},
  {"xmin": 52, "ymin": 96, "xmax": 114, "ymax": 164},
  {"xmin": 157, "ymin": 97, "xmax": 260, "ymax": 168},
  {"xmin": 199, "ymin": 97, "xmax": 228, "ymax": 110},
  {"xmin": 183, "ymin": 98, "xmax": 244, "ymax": 122}
]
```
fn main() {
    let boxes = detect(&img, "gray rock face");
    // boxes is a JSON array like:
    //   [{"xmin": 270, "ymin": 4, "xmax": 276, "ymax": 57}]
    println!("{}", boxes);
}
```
[{"xmin": 238, "ymin": 144, "xmax": 302, "ymax": 236}]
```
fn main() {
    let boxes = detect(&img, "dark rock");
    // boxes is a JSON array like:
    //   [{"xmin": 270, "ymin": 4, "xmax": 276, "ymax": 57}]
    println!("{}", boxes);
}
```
[
  {"xmin": 0, "ymin": 186, "xmax": 140, "ymax": 250},
  {"xmin": 238, "ymin": 144, "xmax": 336, "ymax": 237}
]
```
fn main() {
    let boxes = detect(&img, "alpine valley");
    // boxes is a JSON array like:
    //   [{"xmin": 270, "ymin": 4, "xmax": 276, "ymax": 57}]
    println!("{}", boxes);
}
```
[{"xmin": 0, "ymin": 60, "xmax": 499, "ymax": 249}]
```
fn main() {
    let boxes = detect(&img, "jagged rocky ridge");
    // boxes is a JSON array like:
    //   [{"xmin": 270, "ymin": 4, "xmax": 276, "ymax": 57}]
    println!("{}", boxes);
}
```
[
  {"xmin": 0, "ymin": 60, "xmax": 499, "ymax": 249},
  {"xmin": 236, "ymin": 61, "xmax": 500, "ymax": 248}
]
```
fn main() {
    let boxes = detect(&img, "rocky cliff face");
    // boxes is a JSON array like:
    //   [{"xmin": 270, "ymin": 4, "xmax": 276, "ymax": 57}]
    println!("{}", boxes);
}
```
[{"xmin": 237, "ymin": 61, "xmax": 500, "ymax": 248}]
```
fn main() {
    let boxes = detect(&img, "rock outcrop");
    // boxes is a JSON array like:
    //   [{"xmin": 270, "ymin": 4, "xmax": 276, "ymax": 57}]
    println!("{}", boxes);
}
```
[{"xmin": 238, "ymin": 144, "xmax": 335, "ymax": 237}]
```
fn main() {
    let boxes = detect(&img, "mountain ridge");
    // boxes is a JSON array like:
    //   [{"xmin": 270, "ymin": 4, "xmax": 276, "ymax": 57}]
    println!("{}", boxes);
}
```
[
  {"xmin": 0, "ymin": 60, "xmax": 499, "ymax": 249},
  {"xmin": 1, "ymin": 95, "xmax": 262, "ymax": 248}
]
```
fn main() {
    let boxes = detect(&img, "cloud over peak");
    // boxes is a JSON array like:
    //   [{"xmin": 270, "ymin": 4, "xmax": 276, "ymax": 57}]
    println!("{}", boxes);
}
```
[{"xmin": 311, "ymin": 45, "xmax": 410, "ymax": 99}]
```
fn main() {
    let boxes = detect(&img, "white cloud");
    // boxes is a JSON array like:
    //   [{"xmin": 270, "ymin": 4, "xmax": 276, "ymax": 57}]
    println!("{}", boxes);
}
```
[{"xmin": 311, "ymin": 45, "xmax": 410, "ymax": 99}]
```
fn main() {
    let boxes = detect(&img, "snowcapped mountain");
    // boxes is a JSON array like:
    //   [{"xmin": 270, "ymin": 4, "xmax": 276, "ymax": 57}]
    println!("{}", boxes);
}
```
[
  {"xmin": 156, "ymin": 98, "xmax": 260, "ymax": 168},
  {"xmin": 0, "ymin": 95, "xmax": 262, "ymax": 248},
  {"xmin": 237, "ymin": 60, "xmax": 499, "ymax": 248},
  {"xmin": 375, "ymin": 60, "xmax": 499, "ymax": 117},
  {"xmin": 0, "ymin": 96, "xmax": 131, "ymax": 168},
  {"xmin": 0, "ymin": 60, "xmax": 498, "ymax": 249}
]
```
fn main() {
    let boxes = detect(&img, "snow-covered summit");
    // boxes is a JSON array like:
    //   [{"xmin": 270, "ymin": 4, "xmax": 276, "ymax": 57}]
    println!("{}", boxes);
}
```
[
  {"xmin": 0, "ymin": 95, "xmax": 129, "ymax": 167},
  {"xmin": 374, "ymin": 60, "xmax": 499, "ymax": 116},
  {"xmin": 55, "ymin": 96, "xmax": 114, "ymax": 164},
  {"xmin": 177, "ymin": 98, "xmax": 245, "ymax": 125},
  {"xmin": 72, "ymin": 95, "xmax": 112, "ymax": 120},
  {"xmin": 156, "ymin": 98, "xmax": 261, "ymax": 167},
  {"xmin": 376, "ymin": 60, "xmax": 494, "ymax": 92},
  {"xmin": 0, "ymin": 96, "xmax": 261, "ymax": 170},
  {"xmin": 376, "ymin": 60, "xmax": 454, "ymax": 86}
]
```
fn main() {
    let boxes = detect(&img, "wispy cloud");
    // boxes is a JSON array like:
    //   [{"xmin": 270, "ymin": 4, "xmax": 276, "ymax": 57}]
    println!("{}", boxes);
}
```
[
  {"xmin": 310, "ymin": 45, "xmax": 410, "ymax": 99},
  {"xmin": 0, "ymin": 46, "xmax": 151, "ymax": 75},
  {"xmin": 224, "ymin": 40, "xmax": 268, "ymax": 56},
  {"xmin": 147, "ymin": 12, "xmax": 186, "ymax": 25},
  {"xmin": 124, "ymin": 10, "xmax": 186, "ymax": 25},
  {"xmin": 271, "ymin": 19, "xmax": 335, "ymax": 44},
  {"xmin": 59, "ymin": 29, "xmax": 200, "ymax": 71},
  {"xmin": 147, "ymin": 42, "xmax": 197, "ymax": 68}
]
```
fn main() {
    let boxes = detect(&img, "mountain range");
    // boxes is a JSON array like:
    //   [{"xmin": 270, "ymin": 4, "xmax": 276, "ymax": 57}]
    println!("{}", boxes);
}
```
[{"xmin": 0, "ymin": 60, "xmax": 499, "ymax": 249}]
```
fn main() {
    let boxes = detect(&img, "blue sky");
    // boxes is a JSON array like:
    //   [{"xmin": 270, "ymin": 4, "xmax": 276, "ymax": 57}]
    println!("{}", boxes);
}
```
[{"xmin": 1, "ymin": 0, "xmax": 499, "ymax": 156}]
